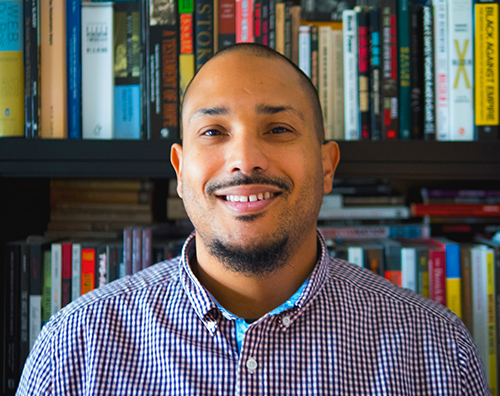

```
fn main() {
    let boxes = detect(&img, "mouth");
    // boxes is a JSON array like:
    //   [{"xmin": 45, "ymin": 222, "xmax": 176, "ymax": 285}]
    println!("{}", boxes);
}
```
[
  {"xmin": 219, "ymin": 191, "xmax": 278, "ymax": 202},
  {"xmin": 214, "ymin": 187, "xmax": 282, "ymax": 215}
]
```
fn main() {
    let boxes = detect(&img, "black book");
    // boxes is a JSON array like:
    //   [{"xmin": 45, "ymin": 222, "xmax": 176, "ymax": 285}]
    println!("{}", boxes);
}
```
[
  {"xmin": 356, "ymin": 6, "xmax": 371, "ymax": 140},
  {"xmin": 268, "ymin": 0, "xmax": 276, "ymax": 49},
  {"xmin": 19, "ymin": 242, "xmax": 29, "ymax": 374},
  {"xmin": 310, "ymin": 25, "xmax": 319, "ymax": 90},
  {"xmin": 284, "ymin": 2, "xmax": 293, "ymax": 59},
  {"xmin": 409, "ymin": 2, "xmax": 424, "ymax": 140},
  {"xmin": 368, "ymin": 7, "xmax": 381, "ymax": 141},
  {"xmin": 23, "ymin": 0, "xmax": 39, "ymax": 138},
  {"xmin": 422, "ymin": 5, "xmax": 435, "ymax": 140}
]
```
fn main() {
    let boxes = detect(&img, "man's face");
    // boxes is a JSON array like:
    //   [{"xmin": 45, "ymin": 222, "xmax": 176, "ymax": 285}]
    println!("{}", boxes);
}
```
[{"xmin": 172, "ymin": 52, "xmax": 338, "ymax": 274}]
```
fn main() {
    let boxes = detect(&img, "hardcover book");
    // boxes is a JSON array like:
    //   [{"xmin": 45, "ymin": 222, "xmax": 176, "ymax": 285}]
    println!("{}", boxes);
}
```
[
  {"xmin": 368, "ymin": 7, "xmax": 381, "ymax": 141},
  {"xmin": 195, "ymin": 0, "xmax": 214, "ymax": 70},
  {"xmin": 67, "ymin": 0, "xmax": 81, "ymax": 139},
  {"xmin": 342, "ymin": 9, "xmax": 359, "ymax": 140},
  {"xmin": 433, "ymin": 0, "xmax": 449, "ymax": 141},
  {"xmin": 422, "ymin": 5, "xmax": 435, "ymax": 140},
  {"xmin": 236, "ymin": 0, "xmax": 253, "ymax": 42},
  {"xmin": 219, "ymin": 0, "xmax": 236, "ymax": 48},
  {"xmin": 356, "ymin": 6, "xmax": 370, "ymax": 140},
  {"xmin": 24, "ymin": 0, "xmax": 38, "ymax": 137},
  {"xmin": 398, "ymin": 0, "xmax": 411, "ymax": 140}
]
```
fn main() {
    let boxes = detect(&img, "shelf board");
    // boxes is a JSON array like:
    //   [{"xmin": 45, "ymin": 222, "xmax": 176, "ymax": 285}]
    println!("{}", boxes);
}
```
[{"xmin": 0, "ymin": 139, "xmax": 499, "ymax": 179}]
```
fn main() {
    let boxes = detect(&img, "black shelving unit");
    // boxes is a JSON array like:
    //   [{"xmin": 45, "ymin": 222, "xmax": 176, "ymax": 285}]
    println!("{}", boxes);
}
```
[{"xmin": 1, "ymin": 139, "xmax": 499, "ymax": 180}]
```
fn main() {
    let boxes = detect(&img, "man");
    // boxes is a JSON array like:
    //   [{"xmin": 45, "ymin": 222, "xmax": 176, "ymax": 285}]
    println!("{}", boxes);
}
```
[{"xmin": 18, "ymin": 44, "xmax": 488, "ymax": 395}]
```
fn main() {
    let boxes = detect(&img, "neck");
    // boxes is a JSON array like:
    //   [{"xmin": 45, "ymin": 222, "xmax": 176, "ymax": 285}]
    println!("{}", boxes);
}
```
[{"xmin": 192, "ymin": 229, "xmax": 319, "ymax": 319}]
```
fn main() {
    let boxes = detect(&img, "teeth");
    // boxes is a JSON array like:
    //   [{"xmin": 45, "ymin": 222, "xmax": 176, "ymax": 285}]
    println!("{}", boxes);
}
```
[{"xmin": 225, "ymin": 192, "xmax": 275, "ymax": 202}]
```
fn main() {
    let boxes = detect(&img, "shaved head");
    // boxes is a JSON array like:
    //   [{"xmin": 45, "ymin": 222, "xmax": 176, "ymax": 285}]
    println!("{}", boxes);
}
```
[{"xmin": 182, "ymin": 43, "xmax": 325, "ymax": 144}]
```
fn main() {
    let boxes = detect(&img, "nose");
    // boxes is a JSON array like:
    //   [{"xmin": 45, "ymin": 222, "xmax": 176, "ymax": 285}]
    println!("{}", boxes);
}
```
[{"xmin": 225, "ymin": 131, "xmax": 269, "ymax": 175}]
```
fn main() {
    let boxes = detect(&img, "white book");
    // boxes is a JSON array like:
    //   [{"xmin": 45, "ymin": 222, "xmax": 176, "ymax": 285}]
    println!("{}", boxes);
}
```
[
  {"xmin": 343, "ymin": 10, "xmax": 359, "ymax": 140},
  {"xmin": 51, "ymin": 243, "xmax": 62, "ymax": 315},
  {"xmin": 447, "ymin": 0, "xmax": 474, "ymax": 141},
  {"xmin": 348, "ymin": 246, "xmax": 364, "ymax": 267},
  {"xmin": 82, "ymin": 2, "xmax": 114, "ymax": 139},
  {"xmin": 298, "ymin": 25, "xmax": 311, "ymax": 78},
  {"xmin": 433, "ymin": 0, "xmax": 449, "ymax": 140},
  {"xmin": 72, "ymin": 243, "xmax": 81, "ymax": 301},
  {"xmin": 331, "ymin": 29, "xmax": 344, "ymax": 141},
  {"xmin": 401, "ymin": 247, "xmax": 416, "ymax": 292},
  {"xmin": 319, "ymin": 26, "xmax": 333, "ymax": 140},
  {"xmin": 29, "ymin": 295, "xmax": 42, "ymax": 350},
  {"xmin": 318, "ymin": 205, "xmax": 411, "ymax": 220}
]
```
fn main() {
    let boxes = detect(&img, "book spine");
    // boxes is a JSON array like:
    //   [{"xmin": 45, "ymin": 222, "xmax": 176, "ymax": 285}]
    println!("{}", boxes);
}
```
[
  {"xmin": 448, "ymin": 0, "xmax": 474, "ymax": 141},
  {"xmin": 147, "ymin": 0, "xmax": 179, "ymax": 139},
  {"xmin": 132, "ymin": 226, "xmax": 143, "ymax": 273},
  {"xmin": 51, "ymin": 243, "xmax": 62, "ymax": 315},
  {"xmin": 398, "ymin": 0, "xmax": 410, "ymax": 140},
  {"xmin": 460, "ymin": 246, "xmax": 473, "ymax": 332},
  {"xmin": 343, "ymin": 9, "xmax": 359, "ymax": 140},
  {"xmin": 283, "ymin": 2, "xmax": 292, "ymax": 59},
  {"xmin": 0, "ymin": 0, "xmax": 25, "ymax": 137},
  {"xmin": 23, "ymin": 0, "xmax": 34, "ymax": 137},
  {"xmin": 380, "ymin": 1, "xmax": 399, "ymax": 139},
  {"xmin": 318, "ymin": 26, "xmax": 332, "ymax": 141},
  {"xmin": 412, "ymin": 203, "xmax": 500, "ymax": 217},
  {"xmin": 42, "ymin": 250, "xmax": 51, "ymax": 324},
  {"xmin": 401, "ymin": 247, "xmax": 416, "ymax": 292},
  {"xmin": 261, "ymin": 0, "xmax": 268, "ymax": 46},
  {"xmin": 369, "ymin": 7, "xmax": 381, "ymax": 141},
  {"xmin": 417, "ymin": 248, "xmax": 430, "ymax": 299},
  {"xmin": 140, "ymin": 0, "xmax": 149, "ymax": 139},
  {"xmin": 356, "ymin": 7, "xmax": 370, "ymax": 140},
  {"xmin": 253, "ymin": 0, "xmax": 261, "ymax": 44},
  {"xmin": 428, "ymin": 248, "xmax": 446, "ymax": 306},
  {"xmin": 275, "ymin": 2, "xmax": 285, "ymax": 54},
  {"xmin": 142, "ymin": 227, "xmax": 153, "ymax": 269},
  {"xmin": 475, "ymin": 1, "xmax": 499, "ymax": 140},
  {"xmin": 81, "ymin": 2, "xmax": 114, "ymax": 140},
  {"xmin": 40, "ymin": 0, "xmax": 67, "ymax": 138},
  {"xmin": 409, "ymin": 3, "xmax": 423, "ymax": 140},
  {"xmin": 179, "ymin": 0, "xmax": 194, "ymax": 107},
  {"xmin": 385, "ymin": 243, "xmax": 402, "ymax": 287},
  {"xmin": 19, "ymin": 243, "xmax": 29, "ymax": 372},
  {"xmin": 290, "ymin": 5, "xmax": 300, "ymax": 65},
  {"xmin": 310, "ymin": 25, "xmax": 318, "ymax": 90},
  {"xmin": 113, "ymin": 1, "xmax": 142, "ymax": 140},
  {"xmin": 61, "ymin": 242, "xmax": 72, "ymax": 308},
  {"xmin": 124, "ymin": 227, "xmax": 133, "ymax": 275},
  {"xmin": 106, "ymin": 244, "xmax": 118, "ymax": 283},
  {"xmin": 195, "ymin": 0, "xmax": 214, "ymax": 70},
  {"xmin": 67, "ymin": 0, "xmax": 81, "ymax": 139},
  {"xmin": 81, "ymin": 247, "xmax": 95, "ymax": 295},
  {"xmin": 97, "ymin": 244, "xmax": 107, "ymax": 288},
  {"xmin": 298, "ymin": 25, "xmax": 311, "ymax": 77},
  {"xmin": 347, "ymin": 246, "xmax": 364, "ymax": 267},
  {"xmin": 423, "ymin": 5, "xmax": 435, "ymax": 140},
  {"xmin": 331, "ymin": 29, "xmax": 344, "ymax": 141},
  {"xmin": 486, "ymin": 248, "xmax": 497, "ymax": 394},
  {"xmin": 444, "ymin": 242, "xmax": 462, "ymax": 318},
  {"xmin": 236, "ymin": 0, "xmax": 253, "ymax": 43},
  {"xmin": 218, "ymin": 0, "xmax": 236, "ymax": 49},
  {"xmin": 268, "ymin": 0, "xmax": 275, "ymax": 49},
  {"xmin": 72, "ymin": 243, "xmax": 81, "ymax": 301},
  {"xmin": 29, "ymin": 242, "xmax": 42, "ymax": 350},
  {"xmin": 434, "ymin": 0, "xmax": 450, "ymax": 141}
]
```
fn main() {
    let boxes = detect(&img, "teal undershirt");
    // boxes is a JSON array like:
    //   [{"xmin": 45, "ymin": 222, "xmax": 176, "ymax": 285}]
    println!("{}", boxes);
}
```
[{"xmin": 211, "ymin": 277, "xmax": 310, "ymax": 353}]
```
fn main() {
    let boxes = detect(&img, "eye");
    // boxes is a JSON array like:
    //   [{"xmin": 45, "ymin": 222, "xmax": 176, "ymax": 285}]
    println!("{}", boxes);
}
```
[
  {"xmin": 202, "ymin": 129, "xmax": 224, "ymax": 137},
  {"xmin": 269, "ymin": 126, "xmax": 291, "ymax": 134}
]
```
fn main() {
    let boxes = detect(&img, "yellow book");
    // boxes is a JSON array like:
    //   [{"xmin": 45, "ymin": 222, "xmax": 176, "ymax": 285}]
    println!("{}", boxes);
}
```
[
  {"xmin": 40, "ymin": 0, "xmax": 67, "ymax": 138},
  {"xmin": 475, "ymin": 3, "xmax": 499, "ymax": 127},
  {"xmin": 275, "ymin": 3, "xmax": 285, "ymax": 55},
  {"xmin": 446, "ymin": 278, "xmax": 462, "ymax": 318},
  {"xmin": 179, "ymin": 54, "xmax": 195, "ymax": 103},
  {"xmin": 0, "ymin": 0, "xmax": 24, "ymax": 137}
]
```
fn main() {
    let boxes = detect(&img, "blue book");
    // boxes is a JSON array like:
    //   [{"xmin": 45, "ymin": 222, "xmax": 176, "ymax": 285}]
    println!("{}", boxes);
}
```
[
  {"xmin": 67, "ymin": 0, "xmax": 81, "ymax": 139},
  {"xmin": 398, "ymin": 0, "xmax": 411, "ymax": 140}
]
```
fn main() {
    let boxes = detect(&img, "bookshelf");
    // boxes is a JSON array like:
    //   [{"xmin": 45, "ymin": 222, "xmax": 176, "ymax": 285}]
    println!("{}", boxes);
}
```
[{"xmin": 0, "ymin": 139, "xmax": 499, "ymax": 180}]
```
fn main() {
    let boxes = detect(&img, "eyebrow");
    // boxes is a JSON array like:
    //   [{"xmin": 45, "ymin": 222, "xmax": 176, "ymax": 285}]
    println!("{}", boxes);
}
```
[
  {"xmin": 190, "ymin": 106, "xmax": 229, "ymax": 120},
  {"xmin": 189, "ymin": 103, "xmax": 305, "ymax": 122},
  {"xmin": 255, "ymin": 104, "xmax": 305, "ymax": 121}
]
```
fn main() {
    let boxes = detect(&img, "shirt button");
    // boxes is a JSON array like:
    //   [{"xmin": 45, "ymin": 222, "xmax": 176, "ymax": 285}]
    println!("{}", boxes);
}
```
[
  {"xmin": 246, "ymin": 357, "xmax": 258, "ymax": 372},
  {"xmin": 282, "ymin": 316, "xmax": 291, "ymax": 326}
]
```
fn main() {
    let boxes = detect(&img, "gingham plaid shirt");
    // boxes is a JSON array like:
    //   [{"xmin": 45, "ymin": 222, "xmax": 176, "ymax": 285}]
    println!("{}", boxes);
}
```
[{"xmin": 17, "ymin": 231, "xmax": 489, "ymax": 395}]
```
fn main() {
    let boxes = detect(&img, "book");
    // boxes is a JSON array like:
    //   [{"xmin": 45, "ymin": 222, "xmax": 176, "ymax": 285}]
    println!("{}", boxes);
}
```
[
  {"xmin": 40, "ymin": 0, "xmax": 67, "ymax": 138},
  {"xmin": 412, "ymin": 203, "xmax": 500, "ymax": 217},
  {"xmin": 24, "ymin": 0, "xmax": 39, "ymax": 137},
  {"xmin": 132, "ymin": 226, "xmax": 143, "ymax": 273},
  {"xmin": 398, "ymin": 0, "xmax": 411, "ymax": 140},
  {"xmin": 195, "ymin": 0, "xmax": 214, "ymax": 70},
  {"xmin": 356, "ymin": 7, "xmax": 370, "ymax": 140},
  {"xmin": 342, "ymin": 9, "xmax": 359, "ymax": 140},
  {"xmin": 318, "ymin": 26, "xmax": 333, "ymax": 140},
  {"xmin": 253, "ymin": 0, "xmax": 261, "ymax": 44},
  {"xmin": 310, "ymin": 25, "xmax": 318, "ymax": 89},
  {"xmin": 275, "ymin": 2, "xmax": 284, "ymax": 54},
  {"xmin": 144, "ymin": 0, "xmax": 179, "ymax": 139},
  {"xmin": 319, "ymin": 223, "xmax": 430, "ymax": 241},
  {"xmin": 42, "ymin": 249, "xmax": 51, "ymax": 324},
  {"xmin": 401, "ymin": 245, "xmax": 417, "ymax": 292},
  {"xmin": 51, "ymin": 242, "xmax": 62, "ymax": 315},
  {"xmin": 460, "ymin": 244, "xmax": 473, "ymax": 333},
  {"xmin": 379, "ymin": 0, "xmax": 399, "ymax": 140},
  {"xmin": 261, "ymin": 0, "xmax": 269, "ymax": 46},
  {"xmin": 409, "ymin": 3, "xmax": 423, "ymax": 140},
  {"xmin": 219, "ymin": 0, "xmax": 236, "ymax": 48},
  {"xmin": 179, "ymin": 12, "xmax": 195, "ymax": 102},
  {"xmin": 67, "ymin": 0, "xmax": 81, "ymax": 139},
  {"xmin": 290, "ymin": 5, "xmax": 300, "ymax": 65},
  {"xmin": 433, "ymin": 0, "xmax": 450, "ymax": 141},
  {"xmin": 72, "ymin": 242, "xmax": 81, "ymax": 301},
  {"xmin": 474, "ymin": 1, "xmax": 499, "ymax": 140},
  {"xmin": 123, "ymin": 226, "xmax": 134, "ymax": 275},
  {"xmin": 81, "ymin": 242, "xmax": 97, "ymax": 295},
  {"xmin": 114, "ymin": 1, "xmax": 142, "ymax": 140},
  {"xmin": 433, "ymin": 237, "xmax": 461, "ymax": 318},
  {"xmin": 301, "ymin": 0, "xmax": 355, "ymax": 22},
  {"xmin": 368, "ymin": 7, "xmax": 381, "ymax": 141},
  {"xmin": 298, "ymin": 25, "xmax": 311, "ymax": 77},
  {"xmin": 82, "ymin": 2, "xmax": 114, "ymax": 140},
  {"xmin": 236, "ymin": 0, "xmax": 253, "ymax": 42},
  {"xmin": 283, "ymin": 1, "xmax": 292, "ymax": 59},
  {"xmin": 383, "ymin": 239, "xmax": 402, "ymax": 287},
  {"xmin": 448, "ymin": 0, "xmax": 474, "ymax": 141},
  {"xmin": 268, "ymin": 0, "xmax": 275, "ymax": 48},
  {"xmin": 0, "ymin": 0, "xmax": 25, "ymax": 137},
  {"xmin": 331, "ymin": 28, "xmax": 344, "ymax": 141},
  {"xmin": 422, "ymin": 5, "xmax": 435, "ymax": 140},
  {"xmin": 19, "ymin": 242, "xmax": 29, "ymax": 371},
  {"xmin": 61, "ymin": 241, "xmax": 72, "ymax": 308}
]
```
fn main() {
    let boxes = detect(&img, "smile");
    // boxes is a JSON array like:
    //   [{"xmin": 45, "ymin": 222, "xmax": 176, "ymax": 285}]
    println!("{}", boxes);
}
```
[{"xmin": 223, "ymin": 192, "xmax": 276, "ymax": 202}]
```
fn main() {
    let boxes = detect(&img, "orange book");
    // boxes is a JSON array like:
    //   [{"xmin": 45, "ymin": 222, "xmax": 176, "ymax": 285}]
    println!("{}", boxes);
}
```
[{"xmin": 40, "ymin": 0, "xmax": 67, "ymax": 138}]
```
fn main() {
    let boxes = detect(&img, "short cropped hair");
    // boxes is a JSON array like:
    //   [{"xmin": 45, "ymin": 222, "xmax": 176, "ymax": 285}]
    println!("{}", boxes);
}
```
[{"xmin": 182, "ymin": 43, "xmax": 325, "ymax": 144}]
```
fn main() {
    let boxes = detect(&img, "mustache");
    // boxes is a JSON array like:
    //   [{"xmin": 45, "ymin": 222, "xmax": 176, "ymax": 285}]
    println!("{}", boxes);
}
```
[{"xmin": 205, "ymin": 173, "xmax": 293, "ymax": 196}]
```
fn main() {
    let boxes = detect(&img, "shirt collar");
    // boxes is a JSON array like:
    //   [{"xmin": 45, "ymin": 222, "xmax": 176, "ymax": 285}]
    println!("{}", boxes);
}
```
[{"xmin": 179, "ymin": 230, "xmax": 331, "ymax": 334}]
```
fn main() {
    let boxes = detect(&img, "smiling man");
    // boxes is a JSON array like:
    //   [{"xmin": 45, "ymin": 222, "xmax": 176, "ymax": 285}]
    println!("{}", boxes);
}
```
[{"xmin": 18, "ymin": 44, "xmax": 488, "ymax": 395}]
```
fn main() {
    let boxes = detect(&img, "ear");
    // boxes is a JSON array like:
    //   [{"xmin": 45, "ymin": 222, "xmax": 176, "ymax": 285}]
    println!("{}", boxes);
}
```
[
  {"xmin": 170, "ymin": 143, "xmax": 184, "ymax": 198},
  {"xmin": 321, "ymin": 141, "xmax": 340, "ymax": 195}
]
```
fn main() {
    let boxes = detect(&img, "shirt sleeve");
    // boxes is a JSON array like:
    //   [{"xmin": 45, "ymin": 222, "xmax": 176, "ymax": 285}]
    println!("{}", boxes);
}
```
[
  {"xmin": 456, "ymin": 319, "xmax": 491, "ymax": 396},
  {"xmin": 16, "ymin": 321, "xmax": 54, "ymax": 396}
]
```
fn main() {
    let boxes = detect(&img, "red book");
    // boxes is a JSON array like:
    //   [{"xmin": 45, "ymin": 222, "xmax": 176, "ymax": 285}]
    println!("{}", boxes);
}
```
[
  {"xmin": 81, "ymin": 247, "xmax": 96, "ymax": 295},
  {"xmin": 61, "ymin": 242, "xmax": 72, "ymax": 308},
  {"xmin": 236, "ymin": 0, "xmax": 253, "ymax": 42},
  {"xmin": 219, "ymin": 0, "xmax": 236, "ymax": 48},
  {"xmin": 412, "ymin": 203, "xmax": 500, "ymax": 217}
]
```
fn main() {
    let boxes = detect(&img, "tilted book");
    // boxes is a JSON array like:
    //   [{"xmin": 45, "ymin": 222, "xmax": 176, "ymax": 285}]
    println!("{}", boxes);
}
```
[{"xmin": 82, "ymin": 2, "xmax": 114, "ymax": 139}]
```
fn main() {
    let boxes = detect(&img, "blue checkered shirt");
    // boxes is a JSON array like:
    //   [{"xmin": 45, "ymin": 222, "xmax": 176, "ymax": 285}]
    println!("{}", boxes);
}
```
[{"xmin": 17, "ymin": 231, "xmax": 489, "ymax": 395}]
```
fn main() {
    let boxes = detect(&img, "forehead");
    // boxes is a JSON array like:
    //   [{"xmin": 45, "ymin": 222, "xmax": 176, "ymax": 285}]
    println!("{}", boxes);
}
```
[{"xmin": 182, "ymin": 52, "xmax": 310, "ymax": 117}]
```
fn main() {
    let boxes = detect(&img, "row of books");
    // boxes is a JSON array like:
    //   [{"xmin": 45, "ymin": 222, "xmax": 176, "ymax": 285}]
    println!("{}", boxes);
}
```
[
  {"xmin": 322, "ymin": 0, "xmax": 499, "ymax": 141},
  {"xmin": 323, "ymin": 232, "xmax": 500, "ymax": 394},
  {"xmin": 2, "ymin": 0, "xmax": 498, "ymax": 141},
  {"xmin": 2, "ymin": 222, "xmax": 192, "ymax": 394}
]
